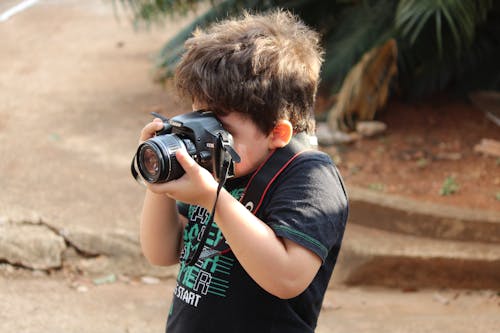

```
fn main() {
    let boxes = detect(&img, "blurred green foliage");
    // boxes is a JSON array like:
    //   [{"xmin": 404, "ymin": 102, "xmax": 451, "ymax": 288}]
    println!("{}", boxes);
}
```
[
  {"xmin": 116, "ymin": 0, "xmax": 500, "ymax": 100},
  {"xmin": 439, "ymin": 176, "xmax": 460, "ymax": 196}
]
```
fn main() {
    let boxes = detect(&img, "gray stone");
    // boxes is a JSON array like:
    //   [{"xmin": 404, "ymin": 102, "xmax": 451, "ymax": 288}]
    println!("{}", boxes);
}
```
[
  {"xmin": 67, "ymin": 255, "xmax": 177, "ymax": 278},
  {"xmin": 316, "ymin": 122, "xmax": 360, "ymax": 145},
  {"xmin": 355, "ymin": 120, "xmax": 387, "ymax": 137},
  {"xmin": 0, "ymin": 222, "xmax": 66, "ymax": 270},
  {"xmin": 332, "ymin": 224, "xmax": 500, "ymax": 289},
  {"xmin": 60, "ymin": 227, "xmax": 142, "ymax": 257},
  {"xmin": 348, "ymin": 186, "xmax": 500, "ymax": 243}
]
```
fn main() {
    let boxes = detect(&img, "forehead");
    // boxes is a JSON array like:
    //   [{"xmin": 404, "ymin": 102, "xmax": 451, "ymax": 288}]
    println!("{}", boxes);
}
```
[
  {"xmin": 191, "ymin": 100, "xmax": 266, "ymax": 135},
  {"xmin": 217, "ymin": 112, "xmax": 247, "ymax": 128},
  {"xmin": 217, "ymin": 112, "xmax": 261, "ymax": 134}
]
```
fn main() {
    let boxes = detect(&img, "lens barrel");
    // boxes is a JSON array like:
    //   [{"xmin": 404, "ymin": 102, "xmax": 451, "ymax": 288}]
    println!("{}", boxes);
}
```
[{"xmin": 137, "ymin": 134, "xmax": 188, "ymax": 183}]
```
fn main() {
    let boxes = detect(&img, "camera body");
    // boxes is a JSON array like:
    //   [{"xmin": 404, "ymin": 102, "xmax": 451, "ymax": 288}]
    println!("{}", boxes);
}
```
[{"xmin": 134, "ymin": 111, "xmax": 238, "ymax": 183}]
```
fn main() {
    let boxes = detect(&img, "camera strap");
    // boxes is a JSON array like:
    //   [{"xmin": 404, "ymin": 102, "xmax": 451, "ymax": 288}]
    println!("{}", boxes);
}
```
[
  {"xmin": 185, "ymin": 155, "xmax": 231, "ymax": 266},
  {"xmin": 185, "ymin": 132, "xmax": 315, "ymax": 266},
  {"xmin": 239, "ymin": 132, "xmax": 314, "ymax": 216},
  {"xmin": 130, "ymin": 155, "xmax": 143, "ymax": 185}
]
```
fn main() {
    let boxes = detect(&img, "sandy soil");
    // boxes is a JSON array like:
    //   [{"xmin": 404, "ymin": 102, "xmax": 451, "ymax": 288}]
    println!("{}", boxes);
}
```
[{"xmin": 320, "ymin": 96, "xmax": 500, "ymax": 213}]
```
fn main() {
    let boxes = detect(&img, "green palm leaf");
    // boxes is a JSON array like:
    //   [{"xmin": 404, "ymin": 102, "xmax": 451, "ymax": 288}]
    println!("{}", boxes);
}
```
[
  {"xmin": 395, "ymin": 0, "xmax": 493, "ymax": 57},
  {"xmin": 115, "ymin": 0, "xmax": 500, "ymax": 101}
]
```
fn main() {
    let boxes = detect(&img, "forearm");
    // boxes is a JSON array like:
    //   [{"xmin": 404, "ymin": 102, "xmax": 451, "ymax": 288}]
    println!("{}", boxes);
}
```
[
  {"xmin": 140, "ymin": 189, "xmax": 184, "ymax": 266},
  {"xmin": 144, "ymin": 149, "xmax": 321, "ymax": 294},
  {"xmin": 213, "ymin": 189, "xmax": 320, "ymax": 299}
]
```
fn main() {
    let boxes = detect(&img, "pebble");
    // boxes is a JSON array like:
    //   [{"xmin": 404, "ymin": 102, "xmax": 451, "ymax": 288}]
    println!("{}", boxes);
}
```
[
  {"xmin": 141, "ymin": 276, "xmax": 160, "ymax": 285},
  {"xmin": 93, "ymin": 274, "xmax": 117, "ymax": 285},
  {"xmin": 433, "ymin": 292, "xmax": 450, "ymax": 305},
  {"xmin": 76, "ymin": 285, "xmax": 89, "ymax": 293},
  {"xmin": 356, "ymin": 121, "xmax": 387, "ymax": 137}
]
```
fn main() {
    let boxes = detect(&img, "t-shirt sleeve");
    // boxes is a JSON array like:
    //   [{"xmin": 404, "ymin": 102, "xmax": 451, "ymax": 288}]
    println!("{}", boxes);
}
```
[{"xmin": 263, "ymin": 152, "xmax": 348, "ymax": 262}]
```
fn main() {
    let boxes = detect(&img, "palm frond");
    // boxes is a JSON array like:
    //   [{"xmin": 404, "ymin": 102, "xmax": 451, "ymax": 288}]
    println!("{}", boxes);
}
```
[
  {"xmin": 153, "ymin": 0, "xmax": 345, "ymax": 82},
  {"xmin": 115, "ymin": 0, "xmax": 500, "ymax": 104},
  {"xmin": 327, "ymin": 39, "xmax": 398, "ymax": 131},
  {"xmin": 395, "ymin": 0, "xmax": 493, "ymax": 58},
  {"xmin": 321, "ymin": 0, "xmax": 398, "ymax": 93},
  {"xmin": 115, "ymin": 0, "xmax": 207, "ymax": 26},
  {"xmin": 395, "ymin": 0, "xmax": 499, "ymax": 98},
  {"xmin": 153, "ymin": 0, "xmax": 274, "ymax": 81}
]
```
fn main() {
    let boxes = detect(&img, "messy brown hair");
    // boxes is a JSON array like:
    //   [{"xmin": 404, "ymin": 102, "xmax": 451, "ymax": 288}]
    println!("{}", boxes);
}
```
[{"xmin": 175, "ymin": 10, "xmax": 324, "ymax": 135}]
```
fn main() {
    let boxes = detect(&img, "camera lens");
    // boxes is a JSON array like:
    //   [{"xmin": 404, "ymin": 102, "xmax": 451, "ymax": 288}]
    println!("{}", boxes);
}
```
[
  {"xmin": 142, "ymin": 147, "xmax": 160, "ymax": 176},
  {"xmin": 137, "ymin": 134, "xmax": 187, "ymax": 183}
]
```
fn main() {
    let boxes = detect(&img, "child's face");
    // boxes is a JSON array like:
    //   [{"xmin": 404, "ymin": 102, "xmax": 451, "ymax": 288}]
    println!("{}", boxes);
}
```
[
  {"xmin": 217, "ymin": 112, "xmax": 273, "ymax": 177},
  {"xmin": 192, "ymin": 102, "xmax": 273, "ymax": 177}
]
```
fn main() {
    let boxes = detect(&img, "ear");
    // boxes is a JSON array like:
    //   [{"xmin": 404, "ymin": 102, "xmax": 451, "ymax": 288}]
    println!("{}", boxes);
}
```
[{"xmin": 269, "ymin": 120, "xmax": 293, "ymax": 149}]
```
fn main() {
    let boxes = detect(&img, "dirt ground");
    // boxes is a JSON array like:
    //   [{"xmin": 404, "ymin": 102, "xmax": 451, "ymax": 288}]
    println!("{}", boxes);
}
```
[
  {"xmin": 1, "ymin": 267, "xmax": 499, "ymax": 333},
  {"xmin": 320, "ymin": 96, "xmax": 500, "ymax": 213}
]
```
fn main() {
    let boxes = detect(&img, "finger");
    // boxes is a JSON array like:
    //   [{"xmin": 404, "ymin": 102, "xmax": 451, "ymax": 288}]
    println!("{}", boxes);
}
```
[
  {"xmin": 150, "ymin": 119, "xmax": 164, "ymax": 131},
  {"xmin": 147, "ymin": 170, "xmax": 186, "ymax": 196},
  {"xmin": 175, "ymin": 149, "xmax": 197, "ymax": 172},
  {"xmin": 141, "ymin": 123, "xmax": 159, "ymax": 137},
  {"xmin": 147, "ymin": 181, "xmax": 175, "ymax": 195},
  {"xmin": 140, "ymin": 121, "xmax": 164, "ymax": 142}
]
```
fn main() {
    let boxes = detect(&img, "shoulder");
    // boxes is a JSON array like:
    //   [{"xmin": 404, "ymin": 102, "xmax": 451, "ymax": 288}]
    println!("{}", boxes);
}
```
[
  {"xmin": 293, "ymin": 149, "xmax": 334, "ymax": 164},
  {"xmin": 280, "ymin": 149, "xmax": 339, "ymax": 180},
  {"xmin": 270, "ymin": 148, "xmax": 347, "ymax": 200},
  {"xmin": 263, "ymin": 149, "xmax": 349, "ymax": 261},
  {"xmin": 270, "ymin": 148, "xmax": 349, "ymax": 214}
]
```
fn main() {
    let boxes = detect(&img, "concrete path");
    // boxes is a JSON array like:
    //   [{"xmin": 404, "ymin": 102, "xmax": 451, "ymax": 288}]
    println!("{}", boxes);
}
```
[{"xmin": 1, "ymin": 270, "xmax": 499, "ymax": 333}]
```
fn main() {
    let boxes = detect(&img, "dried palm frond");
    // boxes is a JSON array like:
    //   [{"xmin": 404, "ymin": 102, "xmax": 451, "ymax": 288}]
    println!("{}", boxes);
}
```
[{"xmin": 327, "ymin": 39, "xmax": 398, "ymax": 132}]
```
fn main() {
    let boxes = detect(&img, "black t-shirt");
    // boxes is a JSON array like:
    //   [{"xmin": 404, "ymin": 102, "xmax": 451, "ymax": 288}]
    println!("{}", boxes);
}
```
[{"xmin": 167, "ymin": 151, "xmax": 348, "ymax": 333}]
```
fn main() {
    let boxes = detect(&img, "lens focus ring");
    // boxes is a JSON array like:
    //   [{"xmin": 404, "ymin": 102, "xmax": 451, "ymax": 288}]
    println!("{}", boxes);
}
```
[{"xmin": 137, "ymin": 134, "xmax": 187, "ymax": 183}]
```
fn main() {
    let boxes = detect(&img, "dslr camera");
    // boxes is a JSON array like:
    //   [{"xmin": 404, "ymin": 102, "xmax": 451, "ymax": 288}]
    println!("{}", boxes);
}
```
[{"xmin": 132, "ymin": 110, "xmax": 240, "ymax": 184}]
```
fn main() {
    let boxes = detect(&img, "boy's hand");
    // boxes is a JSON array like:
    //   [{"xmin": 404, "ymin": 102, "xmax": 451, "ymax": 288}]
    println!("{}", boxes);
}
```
[
  {"xmin": 147, "ymin": 149, "xmax": 218, "ymax": 210},
  {"xmin": 139, "ymin": 118, "xmax": 164, "ymax": 143}
]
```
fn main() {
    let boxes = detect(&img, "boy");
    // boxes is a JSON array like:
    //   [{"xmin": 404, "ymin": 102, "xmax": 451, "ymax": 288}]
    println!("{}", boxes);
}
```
[{"xmin": 138, "ymin": 10, "xmax": 348, "ymax": 332}]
